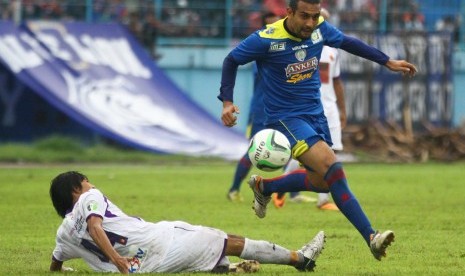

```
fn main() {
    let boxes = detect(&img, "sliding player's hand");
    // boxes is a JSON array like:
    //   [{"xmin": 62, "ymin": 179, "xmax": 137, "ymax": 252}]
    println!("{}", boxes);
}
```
[{"xmin": 221, "ymin": 101, "xmax": 240, "ymax": 127}]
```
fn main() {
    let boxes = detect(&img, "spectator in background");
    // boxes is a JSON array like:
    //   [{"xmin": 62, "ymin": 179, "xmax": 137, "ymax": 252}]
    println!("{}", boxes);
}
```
[
  {"xmin": 263, "ymin": 0, "xmax": 287, "ymax": 17},
  {"xmin": 436, "ymin": 15, "xmax": 460, "ymax": 44},
  {"xmin": 387, "ymin": 0, "xmax": 425, "ymax": 32},
  {"xmin": 21, "ymin": 0, "xmax": 42, "ymax": 20},
  {"xmin": 232, "ymin": 0, "xmax": 262, "ymax": 38},
  {"xmin": 140, "ymin": 10, "xmax": 162, "ymax": 59},
  {"xmin": 0, "ymin": 1, "xmax": 14, "ymax": 20},
  {"xmin": 40, "ymin": 0, "xmax": 63, "ymax": 20},
  {"xmin": 402, "ymin": 1, "xmax": 424, "ymax": 31}
]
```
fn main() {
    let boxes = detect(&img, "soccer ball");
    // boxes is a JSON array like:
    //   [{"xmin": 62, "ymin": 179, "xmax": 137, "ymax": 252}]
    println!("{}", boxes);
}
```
[{"xmin": 248, "ymin": 129, "xmax": 291, "ymax": 172}]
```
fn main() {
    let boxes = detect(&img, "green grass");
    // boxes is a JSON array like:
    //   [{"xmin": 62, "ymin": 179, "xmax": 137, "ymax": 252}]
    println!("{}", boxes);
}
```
[{"xmin": 0, "ymin": 162, "xmax": 464, "ymax": 275}]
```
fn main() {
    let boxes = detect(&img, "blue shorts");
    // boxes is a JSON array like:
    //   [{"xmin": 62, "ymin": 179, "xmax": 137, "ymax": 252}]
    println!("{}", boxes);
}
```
[{"xmin": 266, "ymin": 113, "xmax": 332, "ymax": 159}]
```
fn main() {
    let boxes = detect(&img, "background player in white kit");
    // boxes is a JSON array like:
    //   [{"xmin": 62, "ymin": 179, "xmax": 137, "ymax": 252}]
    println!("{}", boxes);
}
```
[
  {"xmin": 49, "ymin": 171, "xmax": 325, "ymax": 274},
  {"xmin": 273, "ymin": 8, "xmax": 345, "ymax": 211}
]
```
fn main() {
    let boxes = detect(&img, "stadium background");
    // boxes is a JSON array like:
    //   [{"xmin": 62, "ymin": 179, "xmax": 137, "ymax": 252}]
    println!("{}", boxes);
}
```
[{"xmin": 0, "ymin": 0, "xmax": 464, "ymax": 160}]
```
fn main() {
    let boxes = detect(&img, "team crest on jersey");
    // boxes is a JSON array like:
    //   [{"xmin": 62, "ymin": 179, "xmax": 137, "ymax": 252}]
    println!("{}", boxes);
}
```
[
  {"xmin": 295, "ymin": 49, "xmax": 307, "ymax": 61},
  {"xmin": 311, "ymin": 29, "xmax": 323, "ymax": 44},
  {"xmin": 87, "ymin": 200, "xmax": 98, "ymax": 212},
  {"xmin": 269, "ymin": 42, "xmax": 286, "ymax": 52},
  {"xmin": 265, "ymin": 26, "xmax": 276, "ymax": 35}
]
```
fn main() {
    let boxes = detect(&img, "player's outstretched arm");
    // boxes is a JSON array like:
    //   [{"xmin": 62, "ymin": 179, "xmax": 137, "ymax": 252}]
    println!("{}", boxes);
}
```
[
  {"xmin": 221, "ymin": 101, "xmax": 240, "ymax": 127},
  {"xmin": 385, "ymin": 59, "xmax": 418, "ymax": 77},
  {"xmin": 87, "ymin": 216, "xmax": 131, "ymax": 274}
]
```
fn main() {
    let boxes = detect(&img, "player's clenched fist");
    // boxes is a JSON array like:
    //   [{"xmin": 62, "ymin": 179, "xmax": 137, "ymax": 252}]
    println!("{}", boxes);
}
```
[{"xmin": 221, "ymin": 101, "xmax": 240, "ymax": 127}]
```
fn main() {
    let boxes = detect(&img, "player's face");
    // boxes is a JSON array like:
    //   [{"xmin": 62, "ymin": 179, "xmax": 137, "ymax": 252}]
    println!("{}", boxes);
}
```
[
  {"xmin": 286, "ymin": 1, "xmax": 321, "ymax": 39},
  {"xmin": 80, "ymin": 179, "xmax": 95, "ymax": 193}
]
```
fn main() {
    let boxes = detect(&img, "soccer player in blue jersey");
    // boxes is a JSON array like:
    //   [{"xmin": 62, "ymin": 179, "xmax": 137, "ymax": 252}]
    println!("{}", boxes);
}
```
[
  {"xmin": 227, "ymin": 12, "xmax": 314, "ymax": 204},
  {"xmin": 218, "ymin": 0, "xmax": 417, "ymax": 261}
]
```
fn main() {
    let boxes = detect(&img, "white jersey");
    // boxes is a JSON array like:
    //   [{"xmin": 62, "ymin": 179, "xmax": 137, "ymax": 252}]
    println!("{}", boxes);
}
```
[
  {"xmin": 52, "ymin": 188, "xmax": 227, "ymax": 273},
  {"xmin": 319, "ymin": 46, "xmax": 343, "ymax": 150}
]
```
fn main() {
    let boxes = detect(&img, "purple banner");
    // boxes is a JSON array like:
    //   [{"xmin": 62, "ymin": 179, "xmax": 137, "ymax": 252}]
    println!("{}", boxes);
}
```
[{"xmin": 0, "ymin": 21, "xmax": 247, "ymax": 160}]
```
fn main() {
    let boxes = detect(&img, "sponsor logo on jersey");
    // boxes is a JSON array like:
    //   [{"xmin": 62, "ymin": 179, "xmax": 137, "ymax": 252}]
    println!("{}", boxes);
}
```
[
  {"xmin": 269, "ymin": 42, "xmax": 286, "ymax": 52},
  {"xmin": 129, "ymin": 248, "xmax": 148, "ymax": 273},
  {"xmin": 73, "ymin": 216, "xmax": 85, "ymax": 233},
  {"xmin": 311, "ymin": 29, "xmax": 323, "ymax": 44},
  {"xmin": 292, "ymin": 45, "xmax": 308, "ymax": 51},
  {"xmin": 285, "ymin": 56, "xmax": 318, "ymax": 83}
]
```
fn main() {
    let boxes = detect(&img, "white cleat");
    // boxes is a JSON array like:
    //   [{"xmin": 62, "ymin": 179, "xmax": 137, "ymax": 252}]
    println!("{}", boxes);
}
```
[
  {"xmin": 295, "ymin": 231, "xmax": 326, "ymax": 272},
  {"xmin": 247, "ymin": 175, "xmax": 271, "ymax": 218},
  {"xmin": 370, "ymin": 230, "xmax": 395, "ymax": 261}
]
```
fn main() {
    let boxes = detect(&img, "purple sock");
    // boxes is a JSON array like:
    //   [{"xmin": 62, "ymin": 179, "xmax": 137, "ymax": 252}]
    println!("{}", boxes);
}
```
[
  {"xmin": 324, "ymin": 162, "xmax": 375, "ymax": 245},
  {"xmin": 229, "ymin": 154, "xmax": 252, "ymax": 192},
  {"xmin": 262, "ymin": 169, "xmax": 328, "ymax": 195}
]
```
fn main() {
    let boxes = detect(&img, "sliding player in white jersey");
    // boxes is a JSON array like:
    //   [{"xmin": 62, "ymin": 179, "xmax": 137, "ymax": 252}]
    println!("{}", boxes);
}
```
[{"xmin": 49, "ymin": 171, "xmax": 325, "ymax": 273}]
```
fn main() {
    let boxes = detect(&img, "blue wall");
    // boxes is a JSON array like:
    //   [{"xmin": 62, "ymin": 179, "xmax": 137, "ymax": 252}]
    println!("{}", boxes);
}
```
[
  {"xmin": 156, "ymin": 47, "xmax": 253, "ymax": 134},
  {"xmin": 453, "ymin": 50, "xmax": 465, "ymax": 126}
]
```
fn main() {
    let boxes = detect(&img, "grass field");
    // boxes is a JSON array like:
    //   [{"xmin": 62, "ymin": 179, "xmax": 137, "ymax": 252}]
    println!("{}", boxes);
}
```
[{"xmin": 1, "ymin": 161, "xmax": 464, "ymax": 275}]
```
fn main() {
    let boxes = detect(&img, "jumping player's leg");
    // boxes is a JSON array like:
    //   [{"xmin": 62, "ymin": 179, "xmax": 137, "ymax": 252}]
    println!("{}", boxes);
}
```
[
  {"xmin": 298, "ymin": 141, "xmax": 394, "ymax": 260},
  {"xmin": 298, "ymin": 140, "xmax": 375, "ymax": 243},
  {"xmin": 254, "ymin": 115, "xmax": 393, "ymax": 260},
  {"xmin": 227, "ymin": 153, "xmax": 252, "ymax": 200},
  {"xmin": 227, "ymin": 123, "xmax": 265, "ymax": 201}
]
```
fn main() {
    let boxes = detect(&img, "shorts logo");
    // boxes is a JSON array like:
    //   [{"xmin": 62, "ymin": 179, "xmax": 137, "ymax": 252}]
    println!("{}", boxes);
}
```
[
  {"xmin": 269, "ymin": 42, "xmax": 286, "ymax": 52},
  {"xmin": 311, "ymin": 29, "xmax": 323, "ymax": 44}
]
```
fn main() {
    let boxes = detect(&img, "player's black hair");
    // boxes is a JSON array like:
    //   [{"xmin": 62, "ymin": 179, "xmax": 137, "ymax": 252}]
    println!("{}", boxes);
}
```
[
  {"xmin": 289, "ymin": 0, "xmax": 321, "ymax": 11},
  {"xmin": 50, "ymin": 171, "xmax": 88, "ymax": 218}
]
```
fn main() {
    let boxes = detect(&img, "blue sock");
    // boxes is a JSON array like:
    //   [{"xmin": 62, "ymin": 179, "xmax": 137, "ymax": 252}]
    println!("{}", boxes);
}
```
[
  {"xmin": 324, "ymin": 162, "xmax": 375, "ymax": 245},
  {"xmin": 262, "ymin": 169, "xmax": 327, "ymax": 195},
  {"xmin": 229, "ymin": 153, "xmax": 252, "ymax": 192}
]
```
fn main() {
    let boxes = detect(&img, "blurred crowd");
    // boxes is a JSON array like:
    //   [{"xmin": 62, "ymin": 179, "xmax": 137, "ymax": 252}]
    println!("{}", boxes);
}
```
[{"xmin": 0, "ymin": 0, "xmax": 462, "ymax": 55}]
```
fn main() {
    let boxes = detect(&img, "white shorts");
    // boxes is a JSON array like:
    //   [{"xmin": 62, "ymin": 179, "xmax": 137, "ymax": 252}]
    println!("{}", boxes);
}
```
[
  {"xmin": 329, "ymin": 125, "xmax": 343, "ymax": 151},
  {"xmin": 154, "ymin": 221, "xmax": 228, "ymax": 273}
]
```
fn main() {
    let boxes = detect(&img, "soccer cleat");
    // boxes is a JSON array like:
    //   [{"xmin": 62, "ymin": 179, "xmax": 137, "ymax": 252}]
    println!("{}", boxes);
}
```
[
  {"xmin": 229, "ymin": 260, "xmax": 260, "ymax": 273},
  {"xmin": 317, "ymin": 202, "xmax": 339, "ymax": 211},
  {"xmin": 227, "ymin": 190, "xmax": 244, "ymax": 202},
  {"xmin": 295, "ymin": 231, "xmax": 326, "ymax": 272},
  {"xmin": 272, "ymin": 193, "xmax": 286, "ymax": 208},
  {"xmin": 248, "ymin": 175, "xmax": 271, "ymax": 218},
  {"xmin": 370, "ymin": 230, "xmax": 395, "ymax": 261},
  {"xmin": 289, "ymin": 194, "xmax": 317, "ymax": 203}
]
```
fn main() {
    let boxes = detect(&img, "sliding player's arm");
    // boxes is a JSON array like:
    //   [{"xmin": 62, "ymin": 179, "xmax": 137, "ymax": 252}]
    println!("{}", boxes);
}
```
[{"xmin": 87, "ymin": 215, "xmax": 130, "ymax": 274}]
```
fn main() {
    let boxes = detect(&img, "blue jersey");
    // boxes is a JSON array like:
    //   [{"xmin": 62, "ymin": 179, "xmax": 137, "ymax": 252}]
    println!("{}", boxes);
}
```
[
  {"xmin": 248, "ymin": 63, "xmax": 266, "ymax": 127},
  {"xmin": 230, "ymin": 18, "xmax": 344, "ymax": 124}
]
